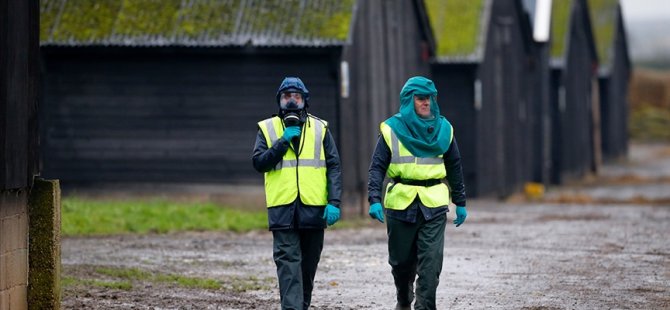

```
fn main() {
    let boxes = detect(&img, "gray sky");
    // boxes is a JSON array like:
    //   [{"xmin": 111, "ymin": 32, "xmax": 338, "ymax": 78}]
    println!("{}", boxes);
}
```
[
  {"xmin": 619, "ymin": 0, "xmax": 670, "ymax": 61},
  {"xmin": 620, "ymin": 0, "xmax": 670, "ymax": 22}
]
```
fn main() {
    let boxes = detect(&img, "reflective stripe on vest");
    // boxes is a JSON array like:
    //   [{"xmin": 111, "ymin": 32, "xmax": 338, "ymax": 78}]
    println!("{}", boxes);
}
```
[
  {"xmin": 258, "ymin": 115, "xmax": 328, "ymax": 207},
  {"xmin": 380, "ymin": 122, "xmax": 452, "ymax": 210},
  {"xmin": 389, "ymin": 131, "xmax": 445, "ymax": 165}
]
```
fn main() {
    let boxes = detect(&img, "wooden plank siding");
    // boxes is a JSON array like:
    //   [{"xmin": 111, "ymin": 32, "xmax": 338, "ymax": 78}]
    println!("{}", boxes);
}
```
[
  {"xmin": 529, "ymin": 41, "xmax": 553, "ymax": 186},
  {"xmin": 339, "ymin": 0, "xmax": 432, "ymax": 212},
  {"xmin": 599, "ymin": 7, "xmax": 630, "ymax": 161},
  {"xmin": 432, "ymin": 65, "xmax": 478, "ymax": 195},
  {"xmin": 40, "ymin": 48, "xmax": 340, "ymax": 185},
  {"xmin": 1, "ymin": 0, "xmax": 40, "ymax": 190},
  {"xmin": 549, "ymin": 0, "xmax": 598, "ymax": 184},
  {"xmin": 432, "ymin": 0, "xmax": 534, "ymax": 198},
  {"xmin": 477, "ymin": 0, "xmax": 532, "ymax": 197}
]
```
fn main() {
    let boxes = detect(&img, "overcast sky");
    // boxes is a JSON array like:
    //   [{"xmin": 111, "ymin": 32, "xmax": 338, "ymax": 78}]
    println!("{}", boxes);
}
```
[
  {"xmin": 619, "ymin": 0, "xmax": 670, "ymax": 61},
  {"xmin": 620, "ymin": 0, "xmax": 670, "ymax": 22}
]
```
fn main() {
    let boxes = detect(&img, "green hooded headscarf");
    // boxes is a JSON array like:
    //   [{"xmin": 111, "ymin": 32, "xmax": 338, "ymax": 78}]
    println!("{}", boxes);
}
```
[{"xmin": 384, "ymin": 76, "xmax": 452, "ymax": 157}]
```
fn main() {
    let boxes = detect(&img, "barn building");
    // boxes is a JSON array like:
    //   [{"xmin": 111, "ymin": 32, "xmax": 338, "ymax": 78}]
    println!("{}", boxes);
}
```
[
  {"xmin": 588, "ymin": 0, "xmax": 631, "ymax": 161},
  {"xmin": 549, "ymin": 0, "xmax": 599, "ymax": 184},
  {"xmin": 425, "ymin": 0, "xmax": 536, "ymax": 198}
]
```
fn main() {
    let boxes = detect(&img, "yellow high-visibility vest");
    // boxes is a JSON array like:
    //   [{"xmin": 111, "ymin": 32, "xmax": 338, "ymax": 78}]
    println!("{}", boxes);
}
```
[
  {"xmin": 380, "ymin": 122, "xmax": 453, "ymax": 210},
  {"xmin": 258, "ymin": 115, "xmax": 328, "ymax": 207}
]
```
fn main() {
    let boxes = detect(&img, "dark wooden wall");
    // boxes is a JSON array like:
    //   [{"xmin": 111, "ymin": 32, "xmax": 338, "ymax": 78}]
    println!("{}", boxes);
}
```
[
  {"xmin": 530, "ymin": 42, "xmax": 552, "ymax": 185},
  {"xmin": 600, "ymin": 8, "xmax": 630, "ymax": 161},
  {"xmin": 478, "ymin": 0, "xmax": 534, "ymax": 198},
  {"xmin": 432, "ymin": 0, "xmax": 533, "ymax": 198},
  {"xmin": 432, "ymin": 65, "xmax": 478, "ymax": 195},
  {"xmin": 340, "ymin": 0, "xmax": 432, "ymax": 211},
  {"xmin": 40, "ymin": 48, "xmax": 340, "ymax": 186},
  {"xmin": 1, "ymin": 0, "xmax": 39, "ymax": 190},
  {"xmin": 550, "ymin": 0, "xmax": 597, "ymax": 184},
  {"xmin": 549, "ymin": 68, "xmax": 564, "ymax": 184}
]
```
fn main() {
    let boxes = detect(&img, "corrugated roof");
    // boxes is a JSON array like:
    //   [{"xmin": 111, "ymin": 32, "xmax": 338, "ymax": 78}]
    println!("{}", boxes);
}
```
[
  {"xmin": 587, "ymin": 0, "xmax": 618, "ymax": 67},
  {"xmin": 424, "ymin": 0, "xmax": 490, "ymax": 63},
  {"xmin": 40, "ymin": 0, "xmax": 357, "ymax": 47}
]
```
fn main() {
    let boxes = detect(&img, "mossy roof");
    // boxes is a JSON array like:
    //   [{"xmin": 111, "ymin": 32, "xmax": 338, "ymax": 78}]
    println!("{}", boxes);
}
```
[
  {"xmin": 587, "ymin": 0, "xmax": 619, "ymax": 66},
  {"xmin": 424, "ymin": 0, "xmax": 488, "ymax": 62},
  {"xmin": 40, "ymin": 0, "xmax": 356, "ymax": 47},
  {"xmin": 550, "ymin": 0, "xmax": 573, "ymax": 58}
]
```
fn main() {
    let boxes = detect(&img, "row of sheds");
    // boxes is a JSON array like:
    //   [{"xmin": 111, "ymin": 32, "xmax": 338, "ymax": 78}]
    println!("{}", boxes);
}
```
[{"xmin": 36, "ymin": 0, "xmax": 630, "ymax": 212}]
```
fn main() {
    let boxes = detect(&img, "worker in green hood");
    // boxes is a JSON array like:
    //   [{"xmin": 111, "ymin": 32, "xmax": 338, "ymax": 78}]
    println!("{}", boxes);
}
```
[{"xmin": 367, "ymin": 76, "xmax": 467, "ymax": 310}]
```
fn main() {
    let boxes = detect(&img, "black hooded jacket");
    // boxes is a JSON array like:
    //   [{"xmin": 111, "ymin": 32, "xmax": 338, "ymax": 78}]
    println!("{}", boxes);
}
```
[{"xmin": 252, "ymin": 115, "xmax": 342, "ymax": 230}]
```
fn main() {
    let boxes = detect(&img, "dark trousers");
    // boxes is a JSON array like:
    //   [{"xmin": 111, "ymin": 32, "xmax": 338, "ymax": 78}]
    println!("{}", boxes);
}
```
[
  {"xmin": 387, "ymin": 213, "xmax": 446, "ymax": 310},
  {"xmin": 272, "ymin": 229, "xmax": 324, "ymax": 310}
]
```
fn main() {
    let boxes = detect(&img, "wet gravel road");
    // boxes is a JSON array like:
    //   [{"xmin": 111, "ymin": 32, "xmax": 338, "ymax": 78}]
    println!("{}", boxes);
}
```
[{"xmin": 62, "ymin": 144, "xmax": 670, "ymax": 309}]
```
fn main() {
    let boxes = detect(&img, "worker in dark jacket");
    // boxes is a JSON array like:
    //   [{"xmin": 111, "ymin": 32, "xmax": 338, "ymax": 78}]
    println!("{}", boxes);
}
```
[
  {"xmin": 368, "ymin": 76, "xmax": 467, "ymax": 310},
  {"xmin": 252, "ymin": 77, "xmax": 342, "ymax": 310}
]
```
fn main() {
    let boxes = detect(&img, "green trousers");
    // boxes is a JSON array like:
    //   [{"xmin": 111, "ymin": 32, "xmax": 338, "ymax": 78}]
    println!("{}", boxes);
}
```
[
  {"xmin": 387, "ymin": 213, "xmax": 446, "ymax": 310},
  {"xmin": 272, "ymin": 229, "xmax": 324, "ymax": 310}
]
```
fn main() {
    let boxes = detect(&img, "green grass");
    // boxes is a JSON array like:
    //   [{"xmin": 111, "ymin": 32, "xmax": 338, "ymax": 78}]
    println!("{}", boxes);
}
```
[
  {"xmin": 155, "ymin": 274, "xmax": 221, "ymax": 290},
  {"xmin": 61, "ymin": 197, "xmax": 268, "ymax": 236},
  {"xmin": 63, "ymin": 266, "xmax": 273, "ymax": 293},
  {"xmin": 62, "ymin": 276, "xmax": 133, "ymax": 291},
  {"xmin": 630, "ymin": 105, "xmax": 670, "ymax": 141},
  {"xmin": 588, "ymin": 0, "xmax": 618, "ymax": 65},
  {"xmin": 551, "ymin": 0, "xmax": 572, "ymax": 58},
  {"xmin": 224, "ymin": 275, "xmax": 275, "ymax": 293},
  {"xmin": 96, "ymin": 266, "xmax": 152, "ymax": 280},
  {"xmin": 42, "ymin": 0, "xmax": 355, "ymax": 44},
  {"xmin": 96, "ymin": 267, "xmax": 222, "ymax": 290},
  {"xmin": 425, "ymin": 0, "xmax": 484, "ymax": 58}
]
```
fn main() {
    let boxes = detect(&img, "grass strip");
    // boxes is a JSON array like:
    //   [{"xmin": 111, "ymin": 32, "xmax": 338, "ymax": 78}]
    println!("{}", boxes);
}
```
[{"xmin": 62, "ymin": 197, "xmax": 268, "ymax": 236}]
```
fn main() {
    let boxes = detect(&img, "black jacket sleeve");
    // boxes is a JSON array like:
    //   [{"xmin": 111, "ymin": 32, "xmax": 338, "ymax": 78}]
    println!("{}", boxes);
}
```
[
  {"xmin": 367, "ymin": 135, "xmax": 391, "ymax": 205},
  {"xmin": 323, "ymin": 129, "xmax": 342, "ymax": 208},
  {"xmin": 444, "ymin": 137, "xmax": 467, "ymax": 207},
  {"xmin": 252, "ymin": 129, "xmax": 290, "ymax": 173}
]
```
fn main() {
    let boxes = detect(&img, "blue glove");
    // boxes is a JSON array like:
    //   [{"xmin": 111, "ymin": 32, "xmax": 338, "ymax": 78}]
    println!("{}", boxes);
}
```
[
  {"xmin": 454, "ymin": 206, "xmax": 467, "ymax": 227},
  {"xmin": 368, "ymin": 202, "xmax": 384, "ymax": 223},
  {"xmin": 323, "ymin": 204, "xmax": 340, "ymax": 226},
  {"xmin": 282, "ymin": 126, "xmax": 301, "ymax": 141}
]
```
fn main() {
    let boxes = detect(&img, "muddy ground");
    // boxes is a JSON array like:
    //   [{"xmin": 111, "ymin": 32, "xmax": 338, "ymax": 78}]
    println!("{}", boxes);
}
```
[{"xmin": 62, "ymin": 143, "xmax": 670, "ymax": 309}]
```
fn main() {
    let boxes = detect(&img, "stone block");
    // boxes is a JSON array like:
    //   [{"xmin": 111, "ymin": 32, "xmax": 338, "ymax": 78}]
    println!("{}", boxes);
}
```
[
  {"xmin": 16, "ymin": 213, "xmax": 28, "ymax": 250},
  {"xmin": 0, "ymin": 216, "xmax": 16, "ymax": 254},
  {"xmin": 9, "ymin": 285, "xmax": 27, "ymax": 310},
  {"xmin": 0, "ymin": 214, "xmax": 27, "ymax": 254},
  {"xmin": 0, "ymin": 192, "xmax": 14, "ymax": 218},
  {"xmin": 0, "ymin": 254, "xmax": 6, "ymax": 290},
  {"xmin": 0, "ymin": 218, "xmax": 7, "ymax": 254},
  {"xmin": 0, "ymin": 191, "xmax": 27, "ymax": 218},
  {"xmin": 0, "ymin": 290, "xmax": 9, "ymax": 310},
  {"xmin": 7, "ymin": 249, "xmax": 28, "ymax": 288}
]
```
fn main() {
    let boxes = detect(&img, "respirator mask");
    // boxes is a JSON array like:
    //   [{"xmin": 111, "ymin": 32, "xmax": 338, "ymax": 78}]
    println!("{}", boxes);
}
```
[{"xmin": 279, "ymin": 92, "xmax": 306, "ymax": 127}]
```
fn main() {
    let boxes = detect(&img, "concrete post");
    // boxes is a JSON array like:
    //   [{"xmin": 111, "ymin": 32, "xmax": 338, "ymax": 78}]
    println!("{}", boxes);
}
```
[{"xmin": 27, "ymin": 179, "xmax": 61, "ymax": 310}]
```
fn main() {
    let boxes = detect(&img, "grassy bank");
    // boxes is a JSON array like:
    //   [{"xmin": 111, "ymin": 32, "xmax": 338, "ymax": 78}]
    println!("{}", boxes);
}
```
[
  {"xmin": 629, "ymin": 69, "xmax": 670, "ymax": 142},
  {"xmin": 630, "ymin": 104, "xmax": 670, "ymax": 141},
  {"xmin": 62, "ymin": 197, "xmax": 268, "ymax": 236},
  {"xmin": 62, "ymin": 266, "xmax": 274, "ymax": 293}
]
